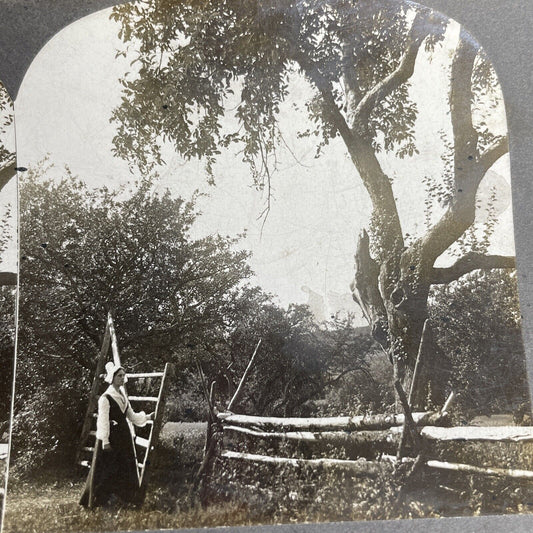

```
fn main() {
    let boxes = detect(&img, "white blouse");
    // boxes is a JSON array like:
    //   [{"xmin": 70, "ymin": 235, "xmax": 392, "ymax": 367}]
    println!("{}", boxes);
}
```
[{"xmin": 96, "ymin": 385, "xmax": 150, "ymax": 446}]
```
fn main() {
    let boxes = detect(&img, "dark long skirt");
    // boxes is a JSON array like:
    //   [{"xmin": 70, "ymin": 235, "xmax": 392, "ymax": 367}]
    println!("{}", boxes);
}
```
[{"xmin": 80, "ymin": 395, "xmax": 140, "ymax": 507}]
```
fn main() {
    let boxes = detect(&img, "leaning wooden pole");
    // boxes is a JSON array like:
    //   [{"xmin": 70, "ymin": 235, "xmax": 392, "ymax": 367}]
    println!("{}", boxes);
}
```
[
  {"xmin": 197, "ymin": 381, "xmax": 219, "ymax": 506},
  {"xmin": 395, "ymin": 379, "xmax": 422, "ymax": 458},
  {"xmin": 409, "ymin": 319, "xmax": 430, "ymax": 408},
  {"xmin": 227, "ymin": 339, "xmax": 261, "ymax": 412},
  {"xmin": 397, "ymin": 320, "xmax": 430, "ymax": 459}
]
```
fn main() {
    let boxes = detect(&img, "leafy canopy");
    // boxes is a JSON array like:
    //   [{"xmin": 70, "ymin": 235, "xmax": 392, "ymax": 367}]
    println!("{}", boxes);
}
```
[{"xmin": 110, "ymin": 0, "xmax": 442, "ymax": 183}]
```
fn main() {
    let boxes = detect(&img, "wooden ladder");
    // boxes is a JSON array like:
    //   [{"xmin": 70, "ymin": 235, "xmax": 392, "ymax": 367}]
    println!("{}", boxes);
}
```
[{"xmin": 77, "ymin": 313, "xmax": 174, "ymax": 504}]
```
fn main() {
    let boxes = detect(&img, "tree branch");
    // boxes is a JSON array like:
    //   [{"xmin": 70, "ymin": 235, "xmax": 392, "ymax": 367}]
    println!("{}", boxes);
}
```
[
  {"xmin": 293, "ymin": 49, "xmax": 404, "ymax": 252},
  {"xmin": 413, "ymin": 30, "xmax": 482, "ymax": 265},
  {"xmin": 450, "ymin": 29, "xmax": 479, "ymax": 165},
  {"xmin": 352, "ymin": 13, "xmax": 429, "ymax": 130},
  {"xmin": 431, "ymin": 253, "xmax": 515, "ymax": 284},
  {"xmin": 290, "ymin": 49, "xmax": 355, "ymax": 150},
  {"xmin": 478, "ymin": 135, "xmax": 509, "ymax": 176}
]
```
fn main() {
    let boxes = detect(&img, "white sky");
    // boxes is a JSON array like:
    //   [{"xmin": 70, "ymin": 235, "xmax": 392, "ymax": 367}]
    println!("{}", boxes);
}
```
[
  {"xmin": 10, "ymin": 7, "xmax": 515, "ymax": 326},
  {"xmin": 0, "ymin": 92, "xmax": 16, "ymax": 274}
]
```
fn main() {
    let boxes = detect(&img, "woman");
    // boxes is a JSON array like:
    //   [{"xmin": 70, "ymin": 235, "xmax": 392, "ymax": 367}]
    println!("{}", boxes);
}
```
[{"xmin": 80, "ymin": 362, "xmax": 154, "ymax": 507}]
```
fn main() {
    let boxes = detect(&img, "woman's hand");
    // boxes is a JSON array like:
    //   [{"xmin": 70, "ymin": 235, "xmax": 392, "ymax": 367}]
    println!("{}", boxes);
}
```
[{"xmin": 103, "ymin": 442, "xmax": 111, "ymax": 451}]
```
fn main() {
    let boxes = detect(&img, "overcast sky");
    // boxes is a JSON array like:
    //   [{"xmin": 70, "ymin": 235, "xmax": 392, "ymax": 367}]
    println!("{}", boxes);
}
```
[{"xmin": 7, "ymin": 6, "xmax": 515, "ymax": 325}]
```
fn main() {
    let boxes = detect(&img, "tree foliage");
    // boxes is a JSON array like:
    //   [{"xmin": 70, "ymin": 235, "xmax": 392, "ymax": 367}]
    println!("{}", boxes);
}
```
[
  {"xmin": 109, "ymin": 0, "xmax": 518, "ymax": 400},
  {"xmin": 0, "ymin": 82, "xmax": 14, "ymax": 167},
  {"xmin": 430, "ymin": 270, "xmax": 528, "ymax": 417},
  {"xmin": 110, "ymin": 0, "xmax": 443, "ymax": 181},
  {"xmin": 0, "ymin": 287, "xmax": 15, "ymax": 424},
  {"xmin": 18, "ymin": 166, "xmax": 252, "ymax": 377},
  {"xmin": 0, "ymin": 82, "xmax": 15, "ymax": 195}
]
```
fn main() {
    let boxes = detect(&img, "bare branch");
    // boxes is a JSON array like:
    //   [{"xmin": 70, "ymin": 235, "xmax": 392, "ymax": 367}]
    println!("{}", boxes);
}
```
[{"xmin": 431, "ymin": 253, "xmax": 515, "ymax": 284}]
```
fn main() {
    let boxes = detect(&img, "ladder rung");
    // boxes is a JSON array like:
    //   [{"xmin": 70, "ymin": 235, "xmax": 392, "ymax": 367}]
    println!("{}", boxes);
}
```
[
  {"xmin": 135, "ymin": 436, "xmax": 150, "ymax": 448},
  {"xmin": 89, "ymin": 431, "xmax": 96, "ymax": 436},
  {"xmin": 129, "ymin": 396, "xmax": 159, "ymax": 402},
  {"xmin": 126, "ymin": 372, "xmax": 164, "ymax": 379}
]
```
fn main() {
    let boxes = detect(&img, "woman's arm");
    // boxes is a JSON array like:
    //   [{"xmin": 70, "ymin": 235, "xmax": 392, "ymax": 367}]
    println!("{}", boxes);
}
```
[
  {"xmin": 126, "ymin": 404, "xmax": 154, "ymax": 427},
  {"xmin": 96, "ymin": 396, "xmax": 111, "ymax": 448}
]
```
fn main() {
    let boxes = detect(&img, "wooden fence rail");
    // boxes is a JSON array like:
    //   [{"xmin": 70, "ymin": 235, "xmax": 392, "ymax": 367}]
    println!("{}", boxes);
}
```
[
  {"xmin": 213, "ymin": 410, "xmax": 533, "ymax": 485},
  {"xmin": 217, "ymin": 410, "xmax": 447, "ymax": 431}
]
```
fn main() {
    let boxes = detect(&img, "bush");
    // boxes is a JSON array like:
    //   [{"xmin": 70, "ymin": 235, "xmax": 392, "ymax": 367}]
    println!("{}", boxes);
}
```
[
  {"xmin": 430, "ymin": 270, "xmax": 529, "ymax": 417},
  {"xmin": 156, "ymin": 421, "xmax": 206, "ymax": 476},
  {"xmin": 316, "ymin": 350, "xmax": 394, "ymax": 416},
  {"xmin": 10, "ymin": 382, "xmax": 87, "ymax": 475},
  {"xmin": 0, "ymin": 287, "xmax": 15, "ymax": 423}
]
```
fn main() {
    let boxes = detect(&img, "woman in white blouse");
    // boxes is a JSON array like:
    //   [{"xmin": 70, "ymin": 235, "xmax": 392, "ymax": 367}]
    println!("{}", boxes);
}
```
[{"xmin": 80, "ymin": 362, "xmax": 154, "ymax": 507}]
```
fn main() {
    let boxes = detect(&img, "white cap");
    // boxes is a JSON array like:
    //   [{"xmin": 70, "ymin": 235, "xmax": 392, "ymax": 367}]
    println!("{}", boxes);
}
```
[{"xmin": 103, "ymin": 361, "xmax": 128, "ymax": 384}]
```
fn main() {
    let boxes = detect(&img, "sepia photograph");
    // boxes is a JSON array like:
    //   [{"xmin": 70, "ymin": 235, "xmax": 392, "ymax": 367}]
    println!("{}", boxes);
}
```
[{"xmin": 1, "ymin": 0, "xmax": 533, "ymax": 532}]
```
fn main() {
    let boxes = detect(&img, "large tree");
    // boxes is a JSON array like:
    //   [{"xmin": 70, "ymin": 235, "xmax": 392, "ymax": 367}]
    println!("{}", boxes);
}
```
[{"xmin": 110, "ymin": 0, "xmax": 515, "ymax": 398}]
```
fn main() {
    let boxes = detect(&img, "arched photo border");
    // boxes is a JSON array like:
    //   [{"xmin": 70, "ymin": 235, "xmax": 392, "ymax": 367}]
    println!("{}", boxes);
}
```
[{"xmin": 1, "ymin": 1, "xmax": 533, "ymax": 532}]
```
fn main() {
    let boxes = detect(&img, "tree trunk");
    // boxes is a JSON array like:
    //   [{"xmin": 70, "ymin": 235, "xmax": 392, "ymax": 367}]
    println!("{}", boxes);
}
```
[{"xmin": 299, "ymin": 14, "xmax": 510, "ymax": 409}]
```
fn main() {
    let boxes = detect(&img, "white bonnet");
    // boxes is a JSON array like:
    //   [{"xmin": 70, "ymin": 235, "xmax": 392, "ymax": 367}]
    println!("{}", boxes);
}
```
[{"xmin": 104, "ymin": 361, "xmax": 128, "ymax": 384}]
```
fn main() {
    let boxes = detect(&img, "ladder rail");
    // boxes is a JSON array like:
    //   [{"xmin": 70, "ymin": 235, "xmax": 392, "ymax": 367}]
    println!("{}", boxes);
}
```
[
  {"xmin": 76, "ymin": 317, "xmax": 111, "ymax": 464},
  {"xmin": 138, "ymin": 363, "xmax": 174, "ymax": 491},
  {"xmin": 108, "ymin": 313, "xmax": 122, "ymax": 368},
  {"xmin": 126, "ymin": 372, "xmax": 164, "ymax": 379}
]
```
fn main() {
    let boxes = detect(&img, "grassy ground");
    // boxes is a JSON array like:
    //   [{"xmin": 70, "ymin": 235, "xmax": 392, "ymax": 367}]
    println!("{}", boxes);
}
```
[
  {"xmin": 5, "ymin": 421, "xmax": 533, "ymax": 532},
  {"xmin": 4, "ymin": 475, "xmax": 256, "ymax": 533}
]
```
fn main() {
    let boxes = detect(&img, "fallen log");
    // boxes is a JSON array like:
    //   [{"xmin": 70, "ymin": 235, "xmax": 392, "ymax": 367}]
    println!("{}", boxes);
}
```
[
  {"xmin": 217, "ymin": 411, "xmax": 446, "ymax": 431},
  {"xmin": 221, "ymin": 450, "xmax": 381, "ymax": 476},
  {"xmin": 426, "ymin": 460, "xmax": 533, "ymax": 480}
]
